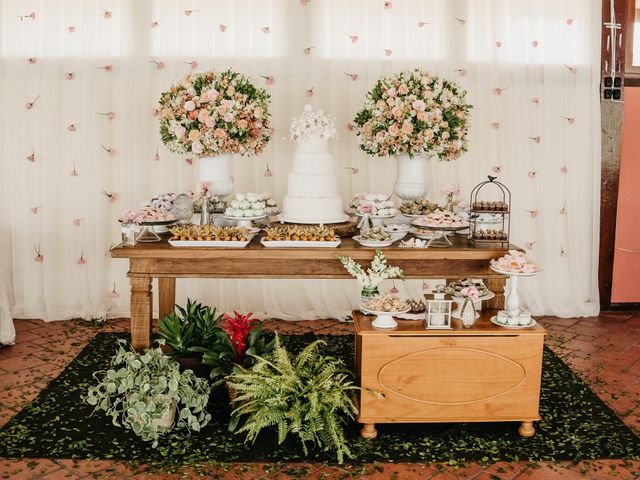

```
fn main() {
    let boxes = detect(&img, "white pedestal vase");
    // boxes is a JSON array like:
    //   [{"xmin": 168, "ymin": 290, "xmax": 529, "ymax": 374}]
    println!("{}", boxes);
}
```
[
  {"xmin": 198, "ymin": 154, "xmax": 233, "ymax": 197},
  {"xmin": 393, "ymin": 154, "xmax": 429, "ymax": 201}
]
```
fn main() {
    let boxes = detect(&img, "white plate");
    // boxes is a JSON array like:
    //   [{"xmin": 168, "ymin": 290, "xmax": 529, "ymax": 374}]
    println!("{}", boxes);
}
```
[
  {"xmin": 401, "ymin": 213, "xmax": 429, "ymax": 218},
  {"xmin": 409, "ymin": 227, "xmax": 439, "ymax": 240},
  {"xmin": 355, "ymin": 213, "xmax": 396, "ymax": 219},
  {"xmin": 361, "ymin": 307, "xmax": 411, "ymax": 316},
  {"xmin": 395, "ymin": 312, "xmax": 426, "ymax": 320},
  {"xmin": 353, "ymin": 236, "xmax": 395, "ymax": 248},
  {"xmin": 490, "ymin": 315, "xmax": 537, "ymax": 329},
  {"xmin": 224, "ymin": 214, "xmax": 267, "ymax": 221},
  {"xmin": 383, "ymin": 224, "xmax": 411, "ymax": 233},
  {"xmin": 489, "ymin": 266, "xmax": 540, "ymax": 277},
  {"xmin": 169, "ymin": 236, "xmax": 254, "ymax": 248},
  {"xmin": 260, "ymin": 238, "xmax": 341, "ymax": 248}
]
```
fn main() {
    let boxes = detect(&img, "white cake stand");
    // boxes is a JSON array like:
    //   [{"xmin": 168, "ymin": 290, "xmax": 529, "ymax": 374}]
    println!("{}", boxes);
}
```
[
  {"xmin": 355, "ymin": 212, "xmax": 396, "ymax": 228},
  {"xmin": 361, "ymin": 307, "xmax": 410, "ymax": 329},
  {"xmin": 223, "ymin": 214, "xmax": 267, "ymax": 229},
  {"xmin": 490, "ymin": 266, "xmax": 539, "ymax": 314}
]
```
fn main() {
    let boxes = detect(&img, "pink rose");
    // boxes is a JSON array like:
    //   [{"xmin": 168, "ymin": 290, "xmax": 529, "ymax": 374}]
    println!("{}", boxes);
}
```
[
  {"xmin": 226, "ymin": 86, "xmax": 235, "ymax": 96},
  {"xmin": 205, "ymin": 117, "xmax": 216, "ymax": 128},
  {"xmin": 214, "ymin": 128, "xmax": 228, "ymax": 139},
  {"xmin": 375, "ymin": 131, "xmax": 385, "ymax": 141},
  {"xmin": 388, "ymin": 124, "xmax": 400, "ymax": 136},
  {"xmin": 358, "ymin": 202, "xmax": 375, "ymax": 214},
  {"xmin": 392, "ymin": 106, "xmax": 404, "ymax": 118},
  {"xmin": 237, "ymin": 119, "xmax": 248, "ymax": 129},
  {"xmin": 217, "ymin": 105, "xmax": 228, "ymax": 115},
  {"xmin": 223, "ymin": 113, "xmax": 234, "ymax": 122},
  {"xmin": 417, "ymin": 111, "xmax": 428, "ymax": 122},
  {"xmin": 387, "ymin": 87, "xmax": 397, "ymax": 98},
  {"xmin": 412, "ymin": 99, "xmax": 426, "ymax": 111},
  {"xmin": 184, "ymin": 100, "xmax": 196, "ymax": 112},
  {"xmin": 188, "ymin": 129, "xmax": 201, "ymax": 141},
  {"xmin": 460, "ymin": 286, "xmax": 479, "ymax": 302},
  {"xmin": 197, "ymin": 109, "xmax": 210, "ymax": 123},
  {"xmin": 401, "ymin": 123, "xmax": 413, "ymax": 134},
  {"xmin": 398, "ymin": 84, "xmax": 409, "ymax": 95}
]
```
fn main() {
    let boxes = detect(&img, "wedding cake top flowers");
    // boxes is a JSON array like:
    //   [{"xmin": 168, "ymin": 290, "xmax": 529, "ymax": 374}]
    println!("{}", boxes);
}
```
[
  {"xmin": 353, "ymin": 69, "xmax": 471, "ymax": 160},
  {"xmin": 159, "ymin": 69, "xmax": 271, "ymax": 157},
  {"xmin": 290, "ymin": 105, "xmax": 338, "ymax": 140}
]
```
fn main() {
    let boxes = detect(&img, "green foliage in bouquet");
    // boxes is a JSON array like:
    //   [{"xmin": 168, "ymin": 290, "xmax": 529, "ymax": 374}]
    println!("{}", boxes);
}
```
[
  {"xmin": 158, "ymin": 299, "xmax": 224, "ymax": 358},
  {"xmin": 353, "ymin": 69, "xmax": 472, "ymax": 160},
  {"xmin": 84, "ymin": 340, "xmax": 211, "ymax": 447},
  {"xmin": 227, "ymin": 336, "xmax": 358, "ymax": 463},
  {"xmin": 159, "ymin": 69, "xmax": 271, "ymax": 157}
]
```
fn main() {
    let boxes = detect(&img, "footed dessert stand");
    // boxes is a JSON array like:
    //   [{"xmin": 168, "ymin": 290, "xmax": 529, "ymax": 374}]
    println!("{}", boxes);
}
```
[
  {"xmin": 412, "ymin": 225, "xmax": 468, "ymax": 248},
  {"xmin": 361, "ymin": 307, "xmax": 410, "ymax": 329},
  {"xmin": 451, "ymin": 291, "xmax": 495, "ymax": 319},
  {"xmin": 136, "ymin": 221, "xmax": 176, "ymax": 243},
  {"xmin": 490, "ymin": 266, "xmax": 538, "ymax": 326},
  {"xmin": 224, "ymin": 214, "xmax": 267, "ymax": 229}
]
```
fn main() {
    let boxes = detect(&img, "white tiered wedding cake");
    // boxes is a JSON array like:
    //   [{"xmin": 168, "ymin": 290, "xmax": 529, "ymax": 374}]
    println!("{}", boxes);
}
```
[{"xmin": 278, "ymin": 105, "xmax": 349, "ymax": 224}]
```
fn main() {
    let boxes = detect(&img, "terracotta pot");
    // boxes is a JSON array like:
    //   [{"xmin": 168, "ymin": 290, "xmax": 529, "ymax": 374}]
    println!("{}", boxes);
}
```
[{"xmin": 176, "ymin": 356, "xmax": 212, "ymax": 379}]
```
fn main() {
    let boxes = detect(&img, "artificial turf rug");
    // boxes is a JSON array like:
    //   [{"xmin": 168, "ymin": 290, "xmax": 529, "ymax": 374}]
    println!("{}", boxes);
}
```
[{"xmin": 1, "ymin": 332, "xmax": 639, "ymax": 465}]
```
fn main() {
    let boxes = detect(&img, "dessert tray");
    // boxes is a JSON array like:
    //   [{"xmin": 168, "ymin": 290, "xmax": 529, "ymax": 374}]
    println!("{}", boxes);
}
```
[
  {"xmin": 260, "ymin": 238, "xmax": 341, "ymax": 248},
  {"xmin": 353, "ymin": 236, "xmax": 395, "ymax": 248},
  {"xmin": 489, "ymin": 266, "xmax": 539, "ymax": 277},
  {"xmin": 169, "ymin": 237, "xmax": 255, "ymax": 248},
  {"xmin": 362, "ymin": 307, "xmax": 411, "ymax": 329},
  {"xmin": 169, "ymin": 225, "xmax": 257, "ymax": 248},
  {"xmin": 490, "ymin": 314, "xmax": 536, "ymax": 329}
]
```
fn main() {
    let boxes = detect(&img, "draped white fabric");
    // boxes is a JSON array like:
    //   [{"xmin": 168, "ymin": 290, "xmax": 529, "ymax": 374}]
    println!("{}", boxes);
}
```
[{"xmin": 0, "ymin": 0, "xmax": 601, "ymax": 322}]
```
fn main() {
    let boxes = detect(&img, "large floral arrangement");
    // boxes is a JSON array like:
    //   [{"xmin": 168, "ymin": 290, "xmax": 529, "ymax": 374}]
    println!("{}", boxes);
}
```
[
  {"xmin": 159, "ymin": 69, "xmax": 271, "ymax": 157},
  {"xmin": 290, "ymin": 105, "xmax": 337, "ymax": 140},
  {"xmin": 338, "ymin": 249, "xmax": 404, "ymax": 291},
  {"xmin": 353, "ymin": 69, "xmax": 471, "ymax": 160}
]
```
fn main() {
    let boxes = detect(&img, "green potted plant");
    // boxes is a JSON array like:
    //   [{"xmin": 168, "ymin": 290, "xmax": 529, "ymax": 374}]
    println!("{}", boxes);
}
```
[
  {"xmin": 158, "ymin": 298, "xmax": 224, "ymax": 376},
  {"xmin": 227, "ymin": 336, "xmax": 358, "ymax": 463},
  {"xmin": 193, "ymin": 311, "xmax": 274, "ymax": 400},
  {"xmin": 84, "ymin": 340, "xmax": 211, "ymax": 447}
]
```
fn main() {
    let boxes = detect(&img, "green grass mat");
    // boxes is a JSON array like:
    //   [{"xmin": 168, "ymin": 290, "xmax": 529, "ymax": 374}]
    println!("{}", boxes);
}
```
[{"xmin": 1, "ymin": 332, "xmax": 638, "ymax": 465}]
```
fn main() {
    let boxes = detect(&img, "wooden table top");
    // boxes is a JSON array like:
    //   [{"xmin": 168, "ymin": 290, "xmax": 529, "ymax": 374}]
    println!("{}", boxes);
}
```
[
  {"xmin": 354, "ymin": 310, "xmax": 546, "ymax": 336},
  {"xmin": 111, "ymin": 235, "xmax": 517, "ymax": 261}
]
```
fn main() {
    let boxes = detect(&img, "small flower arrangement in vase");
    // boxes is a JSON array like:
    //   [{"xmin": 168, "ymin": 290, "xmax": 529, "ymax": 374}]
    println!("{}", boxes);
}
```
[
  {"xmin": 338, "ymin": 249, "xmax": 404, "ymax": 300},
  {"xmin": 190, "ymin": 181, "xmax": 220, "ymax": 224},
  {"xmin": 459, "ymin": 286, "xmax": 479, "ymax": 328},
  {"xmin": 159, "ymin": 69, "xmax": 271, "ymax": 196},
  {"xmin": 441, "ymin": 183, "xmax": 460, "ymax": 212},
  {"xmin": 352, "ymin": 69, "xmax": 471, "ymax": 200}
]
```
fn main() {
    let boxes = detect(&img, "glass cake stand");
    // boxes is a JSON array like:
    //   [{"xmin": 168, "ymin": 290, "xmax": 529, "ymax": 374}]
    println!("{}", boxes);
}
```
[
  {"xmin": 135, "ymin": 220, "xmax": 177, "ymax": 242},
  {"xmin": 409, "ymin": 223, "xmax": 469, "ymax": 247}
]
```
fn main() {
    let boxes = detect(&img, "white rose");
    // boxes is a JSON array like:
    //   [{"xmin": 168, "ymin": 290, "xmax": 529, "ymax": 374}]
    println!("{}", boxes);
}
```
[
  {"xmin": 174, "ymin": 125, "xmax": 186, "ymax": 139},
  {"xmin": 191, "ymin": 140, "xmax": 203, "ymax": 154}
]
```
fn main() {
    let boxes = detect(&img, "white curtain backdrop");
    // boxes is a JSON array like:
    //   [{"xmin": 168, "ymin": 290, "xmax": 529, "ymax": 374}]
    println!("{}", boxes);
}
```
[{"xmin": 0, "ymin": 0, "xmax": 601, "ymax": 322}]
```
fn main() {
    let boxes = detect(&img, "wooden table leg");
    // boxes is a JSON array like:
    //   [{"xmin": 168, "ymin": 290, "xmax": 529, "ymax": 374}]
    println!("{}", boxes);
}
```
[
  {"xmin": 518, "ymin": 421, "xmax": 535, "ymax": 437},
  {"xmin": 360, "ymin": 423, "xmax": 377, "ymax": 439},
  {"xmin": 130, "ymin": 276, "xmax": 153, "ymax": 350},
  {"xmin": 158, "ymin": 277, "xmax": 176, "ymax": 322}
]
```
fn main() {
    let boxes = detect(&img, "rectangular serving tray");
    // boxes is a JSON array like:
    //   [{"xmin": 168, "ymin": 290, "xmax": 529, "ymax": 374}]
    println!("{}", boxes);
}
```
[
  {"xmin": 168, "ymin": 237, "xmax": 253, "ymax": 248},
  {"xmin": 260, "ymin": 238, "xmax": 341, "ymax": 248}
]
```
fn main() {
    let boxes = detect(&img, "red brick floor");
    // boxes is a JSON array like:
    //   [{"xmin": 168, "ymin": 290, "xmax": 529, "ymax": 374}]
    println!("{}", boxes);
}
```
[{"xmin": 0, "ymin": 315, "xmax": 639, "ymax": 479}]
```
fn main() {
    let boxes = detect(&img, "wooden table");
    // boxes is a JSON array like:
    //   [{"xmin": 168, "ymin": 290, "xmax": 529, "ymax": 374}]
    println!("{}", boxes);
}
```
[
  {"xmin": 111, "ymin": 235, "xmax": 514, "ymax": 349},
  {"xmin": 353, "ymin": 310, "xmax": 546, "ymax": 439}
]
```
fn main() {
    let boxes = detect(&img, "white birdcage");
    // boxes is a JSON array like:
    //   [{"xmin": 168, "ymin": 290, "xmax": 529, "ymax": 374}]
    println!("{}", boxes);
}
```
[{"xmin": 424, "ymin": 291, "xmax": 453, "ymax": 329}]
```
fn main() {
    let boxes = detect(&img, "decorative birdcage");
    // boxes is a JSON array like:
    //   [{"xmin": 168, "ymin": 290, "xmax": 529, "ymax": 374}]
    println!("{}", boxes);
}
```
[{"xmin": 468, "ymin": 176, "xmax": 511, "ymax": 248}]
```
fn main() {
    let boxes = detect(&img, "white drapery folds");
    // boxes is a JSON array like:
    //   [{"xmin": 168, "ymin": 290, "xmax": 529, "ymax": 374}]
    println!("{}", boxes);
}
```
[{"xmin": 0, "ymin": 0, "xmax": 601, "ymax": 321}]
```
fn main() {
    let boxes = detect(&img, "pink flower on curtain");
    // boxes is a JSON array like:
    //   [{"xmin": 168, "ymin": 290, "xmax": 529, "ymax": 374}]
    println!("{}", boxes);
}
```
[
  {"xmin": 101, "ymin": 145, "xmax": 116, "ymax": 156},
  {"xmin": 262, "ymin": 26, "xmax": 271, "ymax": 33},
  {"xmin": 347, "ymin": 33, "xmax": 359, "ymax": 43},
  {"xmin": 219, "ymin": 24, "xmax": 231, "ymax": 33},
  {"xmin": 490, "ymin": 122, "xmax": 500, "ymax": 129},
  {"xmin": 25, "ymin": 95, "xmax": 40, "ymax": 110},
  {"xmin": 184, "ymin": 9, "xmax": 198, "ymax": 16},
  {"xmin": 526, "ymin": 209, "xmax": 539, "ymax": 218},
  {"xmin": 78, "ymin": 252, "xmax": 87, "ymax": 265},
  {"xmin": 564, "ymin": 64, "xmax": 577, "ymax": 74},
  {"xmin": 108, "ymin": 283, "xmax": 120, "ymax": 299},
  {"xmin": 152, "ymin": 108, "xmax": 161, "ymax": 117},
  {"xmin": 30, "ymin": 206, "xmax": 41, "ymax": 214},
  {"xmin": 531, "ymin": 97, "xmax": 540, "ymax": 105},
  {"xmin": 300, "ymin": 0, "xmax": 310, "ymax": 5},
  {"xmin": 102, "ymin": 191, "xmax": 119, "ymax": 203},
  {"xmin": 303, "ymin": 46, "xmax": 315, "ymax": 54},
  {"xmin": 491, "ymin": 165, "xmax": 502, "ymax": 173},
  {"xmin": 525, "ymin": 241, "xmax": 538, "ymax": 250},
  {"xmin": 151, "ymin": 59, "xmax": 164, "ymax": 70},
  {"xmin": 455, "ymin": 68, "xmax": 467, "ymax": 76},
  {"xmin": 34, "ymin": 245, "xmax": 43, "ymax": 263},
  {"xmin": 99, "ymin": 64, "xmax": 113, "ymax": 72},
  {"xmin": 346, "ymin": 122, "xmax": 354, "ymax": 131},
  {"xmin": 26, "ymin": 147, "xmax": 35, "ymax": 162},
  {"xmin": 422, "ymin": 281, "xmax": 430, "ymax": 291},
  {"xmin": 103, "ymin": 10, "xmax": 112, "ymax": 19},
  {"xmin": 19, "ymin": 12, "xmax": 36, "ymax": 21},
  {"xmin": 261, "ymin": 75, "xmax": 274, "ymax": 85},
  {"xmin": 98, "ymin": 111, "xmax": 116, "ymax": 121},
  {"xmin": 67, "ymin": 124, "xmax": 78, "ymax": 132},
  {"xmin": 68, "ymin": 26, "xmax": 76, "ymax": 33},
  {"xmin": 529, "ymin": 136, "xmax": 541, "ymax": 143},
  {"xmin": 417, "ymin": 21, "xmax": 430, "ymax": 28},
  {"xmin": 72, "ymin": 218, "xmax": 82, "ymax": 226},
  {"xmin": 454, "ymin": 17, "xmax": 466, "ymax": 25},
  {"xmin": 563, "ymin": 116, "xmax": 576, "ymax": 124},
  {"xmin": 495, "ymin": 41, "xmax": 503, "ymax": 48},
  {"xmin": 384, "ymin": 1, "xmax": 392, "ymax": 9},
  {"xmin": 532, "ymin": 40, "xmax": 539, "ymax": 48},
  {"xmin": 345, "ymin": 73, "xmax": 358, "ymax": 81},
  {"xmin": 560, "ymin": 246, "xmax": 568, "ymax": 257},
  {"xmin": 264, "ymin": 164, "xmax": 272, "ymax": 177},
  {"xmin": 528, "ymin": 171, "xmax": 537, "ymax": 178},
  {"xmin": 560, "ymin": 166, "xmax": 568, "ymax": 173},
  {"xmin": 27, "ymin": 57, "xmax": 37, "ymax": 64},
  {"xmin": 383, "ymin": 49, "xmax": 393, "ymax": 56},
  {"xmin": 65, "ymin": 72, "xmax": 75, "ymax": 80},
  {"xmin": 70, "ymin": 164, "xmax": 79, "ymax": 176},
  {"xmin": 390, "ymin": 282, "xmax": 399, "ymax": 294},
  {"xmin": 151, "ymin": 20, "xmax": 160, "ymax": 28},
  {"xmin": 154, "ymin": 147, "xmax": 160, "ymax": 161},
  {"xmin": 186, "ymin": 60, "xmax": 199, "ymax": 70},
  {"xmin": 566, "ymin": 18, "xmax": 574, "ymax": 25},
  {"xmin": 306, "ymin": 87, "xmax": 314, "ymax": 97},
  {"xmin": 559, "ymin": 206, "xmax": 567, "ymax": 215},
  {"xmin": 344, "ymin": 166, "xmax": 359, "ymax": 175},
  {"xmin": 185, "ymin": 158, "xmax": 193, "ymax": 166}
]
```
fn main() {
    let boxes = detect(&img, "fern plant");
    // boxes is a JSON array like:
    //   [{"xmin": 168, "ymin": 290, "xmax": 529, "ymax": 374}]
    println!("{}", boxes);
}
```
[{"xmin": 227, "ymin": 336, "xmax": 358, "ymax": 463}]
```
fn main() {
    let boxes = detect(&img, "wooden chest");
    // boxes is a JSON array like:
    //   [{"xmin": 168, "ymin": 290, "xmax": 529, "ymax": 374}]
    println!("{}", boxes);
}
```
[{"xmin": 353, "ymin": 310, "xmax": 546, "ymax": 439}]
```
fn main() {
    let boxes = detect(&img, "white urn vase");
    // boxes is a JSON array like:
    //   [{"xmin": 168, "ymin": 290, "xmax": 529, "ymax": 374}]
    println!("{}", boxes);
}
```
[
  {"xmin": 393, "ymin": 154, "xmax": 429, "ymax": 201},
  {"xmin": 198, "ymin": 154, "xmax": 233, "ymax": 197}
]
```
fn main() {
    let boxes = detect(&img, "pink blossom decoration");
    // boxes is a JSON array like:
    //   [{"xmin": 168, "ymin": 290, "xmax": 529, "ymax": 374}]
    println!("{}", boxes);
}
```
[
  {"xmin": 261, "ymin": 75, "xmax": 274, "ymax": 85},
  {"xmin": 566, "ymin": 18, "xmax": 574, "ymax": 26},
  {"xmin": 195, "ymin": 181, "xmax": 215, "ymax": 199},
  {"xmin": 101, "ymin": 145, "xmax": 116, "ymax": 156},
  {"xmin": 440, "ymin": 183, "xmax": 460, "ymax": 196},
  {"xmin": 383, "ymin": 49, "xmax": 393, "ymax": 56},
  {"xmin": 563, "ymin": 116, "xmax": 576, "ymax": 124},
  {"xmin": 345, "ymin": 72, "xmax": 358, "ymax": 81},
  {"xmin": 390, "ymin": 282, "xmax": 399, "ymax": 294},
  {"xmin": 184, "ymin": 9, "xmax": 197, "ymax": 16},
  {"xmin": 103, "ymin": 10, "xmax": 112, "ymax": 19},
  {"xmin": 460, "ymin": 286, "xmax": 479, "ymax": 302},
  {"xmin": 564, "ymin": 64, "xmax": 577, "ymax": 74},
  {"xmin": 65, "ymin": 72, "xmax": 75, "ymax": 80},
  {"xmin": 152, "ymin": 108, "xmax": 160, "ymax": 117},
  {"xmin": 491, "ymin": 122, "xmax": 500, "ymax": 130},
  {"xmin": 559, "ymin": 206, "xmax": 567, "ymax": 215},
  {"xmin": 532, "ymin": 40, "xmax": 539, "ymax": 48},
  {"xmin": 303, "ymin": 46, "xmax": 315, "ymax": 55},
  {"xmin": 78, "ymin": 252, "xmax": 87, "ymax": 265},
  {"xmin": 187, "ymin": 60, "xmax": 199, "ymax": 70},
  {"xmin": 455, "ymin": 68, "xmax": 467, "ymax": 77},
  {"xmin": 27, "ymin": 57, "xmax": 37, "ymax": 64},
  {"xmin": 384, "ymin": 1, "xmax": 392, "ymax": 9},
  {"xmin": 99, "ymin": 111, "xmax": 116, "ymax": 121},
  {"xmin": 560, "ymin": 246, "xmax": 568, "ymax": 257},
  {"xmin": 306, "ymin": 87, "xmax": 314, "ymax": 97},
  {"xmin": 262, "ymin": 26, "xmax": 271, "ymax": 33},
  {"xmin": 344, "ymin": 166, "xmax": 359, "ymax": 175},
  {"xmin": 422, "ymin": 281, "xmax": 430, "ymax": 291},
  {"xmin": 495, "ymin": 41, "xmax": 503, "ymax": 48},
  {"xmin": 102, "ymin": 191, "xmax": 119, "ymax": 203},
  {"xmin": 525, "ymin": 241, "xmax": 538, "ymax": 250},
  {"xmin": 491, "ymin": 165, "xmax": 502, "ymax": 174},
  {"xmin": 454, "ymin": 17, "xmax": 466, "ymax": 25},
  {"xmin": 25, "ymin": 95, "xmax": 40, "ymax": 110},
  {"xmin": 347, "ymin": 33, "xmax": 359, "ymax": 43},
  {"xmin": 70, "ymin": 164, "xmax": 79, "ymax": 176},
  {"xmin": 219, "ymin": 24, "xmax": 231, "ymax": 33},
  {"xmin": 529, "ymin": 136, "xmax": 541, "ymax": 144},
  {"xmin": 264, "ymin": 164, "xmax": 272, "ymax": 177},
  {"xmin": 418, "ymin": 21, "xmax": 430, "ymax": 27},
  {"xmin": 68, "ymin": 26, "xmax": 76, "ymax": 33},
  {"xmin": 68, "ymin": 123, "xmax": 78, "ymax": 132},
  {"xmin": 26, "ymin": 147, "xmax": 35, "ymax": 162},
  {"xmin": 19, "ymin": 11, "xmax": 36, "ymax": 21},
  {"xmin": 30, "ymin": 205, "xmax": 41, "ymax": 214},
  {"xmin": 99, "ymin": 64, "xmax": 113, "ymax": 72},
  {"xmin": 346, "ymin": 122, "xmax": 354, "ymax": 131},
  {"xmin": 108, "ymin": 283, "xmax": 120, "ymax": 299},
  {"xmin": 72, "ymin": 218, "xmax": 82, "ymax": 226},
  {"xmin": 300, "ymin": 0, "xmax": 310, "ymax": 5},
  {"xmin": 151, "ymin": 20, "xmax": 160, "ymax": 28},
  {"xmin": 185, "ymin": 158, "xmax": 193, "ymax": 166},
  {"xmin": 154, "ymin": 147, "xmax": 160, "ymax": 161},
  {"xmin": 560, "ymin": 166, "xmax": 568, "ymax": 173},
  {"xmin": 531, "ymin": 97, "xmax": 540, "ymax": 105},
  {"xmin": 493, "ymin": 87, "xmax": 506, "ymax": 96},
  {"xmin": 528, "ymin": 171, "xmax": 536, "ymax": 178},
  {"xmin": 151, "ymin": 59, "xmax": 164, "ymax": 70},
  {"xmin": 34, "ymin": 245, "xmax": 43, "ymax": 263},
  {"xmin": 527, "ymin": 209, "xmax": 539, "ymax": 218}
]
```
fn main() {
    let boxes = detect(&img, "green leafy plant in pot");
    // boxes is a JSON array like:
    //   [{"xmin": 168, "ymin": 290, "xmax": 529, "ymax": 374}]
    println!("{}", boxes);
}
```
[
  {"xmin": 193, "ymin": 311, "xmax": 274, "ymax": 400},
  {"xmin": 227, "ymin": 335, "xmax": 359, "ymax": 463},
  {"xmin": 84, "ymin": 339, "xmax": 211, "ymax": 447},
  {"xmin": 158, "ymin": 298, "xmax": 224, "ymax": 377}
]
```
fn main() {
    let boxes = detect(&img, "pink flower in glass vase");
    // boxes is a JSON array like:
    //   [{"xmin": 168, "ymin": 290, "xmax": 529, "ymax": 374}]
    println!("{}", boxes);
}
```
[
  {"xmin": 440, "ymin": 183, "xmax": 460, "ymax": 196},
  {"xmin": 358, "ymin": 202, "xmax": 376, "ymax": 214},
  {"xmin": 195, "ymin": 181, "xmax": 214, "ymax": 199},
  {"xmin": 460, "ymin": 286, "xmax": 479, "ymax": 302}
]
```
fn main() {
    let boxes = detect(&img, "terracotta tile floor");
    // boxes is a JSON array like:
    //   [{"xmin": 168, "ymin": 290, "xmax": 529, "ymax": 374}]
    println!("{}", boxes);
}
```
[{"xmin": 0, "ymin": 314, "xmax": 639, "ymax": 479}]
